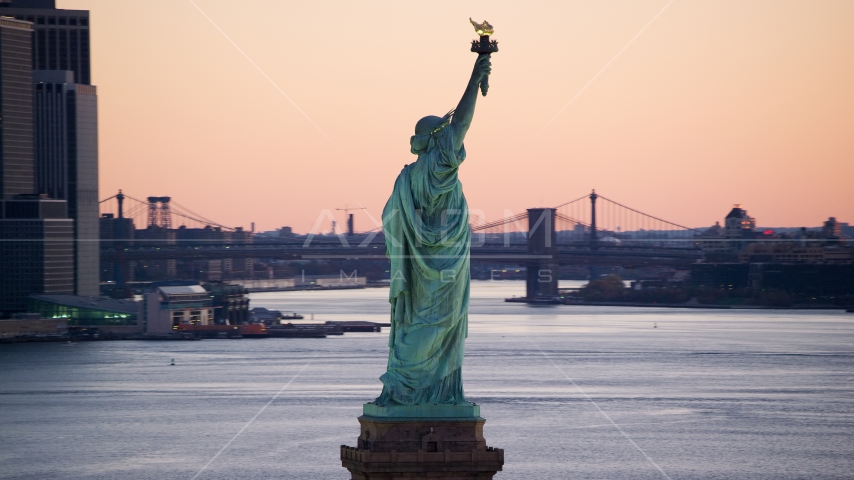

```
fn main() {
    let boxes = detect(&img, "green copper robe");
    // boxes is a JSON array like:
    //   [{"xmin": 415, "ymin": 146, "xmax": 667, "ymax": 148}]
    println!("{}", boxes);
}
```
[{"xmin": 375, "ymin": 125, "xmax": 470, "ymax": 406}]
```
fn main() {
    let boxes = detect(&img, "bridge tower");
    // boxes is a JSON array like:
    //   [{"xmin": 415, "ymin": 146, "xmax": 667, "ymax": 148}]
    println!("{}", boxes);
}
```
[
  {"xmin": 146, "ymin": 196, "xmax": 173, "ymax": 229},
  {"xmin": 116, "ymin": 190, "xmax": 125, "ymax": 218},
  {"xmin": 114, "ymin": 190, "xmax": 130, "ymax": 296},
  {"xmin": 147, "ymin": 197, "xmax": 159, "ymax": 227},
  {"xmin": 159, "ymin": 197, "xmax": 172, "ymax": 229},
  {"xmin": 590, "ymin": 189, "xmax": 599, "ymax": 250},
  {"xmin": 526, "ymin": 208, "xmax": 559, "ymax": 300}
]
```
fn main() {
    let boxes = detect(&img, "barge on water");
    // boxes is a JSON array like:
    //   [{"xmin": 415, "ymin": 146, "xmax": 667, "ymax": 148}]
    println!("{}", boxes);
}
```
[
  {"xmin": 176, "ymin": 323, "xmax": 328, "ymax": 338},
  {"xmin": 173, "ymin": 321, "xmax": 391, "ymax": 339},
  {"xmin": 175, "ymin": 324, "xmax": 253, "ymax": 339},
  {"xmin": 325, "ymin": 321, "xmax": 390, "ymax": 333},
  {"xmin": 267, "ymin": 324, "xmax": 327, "ymax": 338}
]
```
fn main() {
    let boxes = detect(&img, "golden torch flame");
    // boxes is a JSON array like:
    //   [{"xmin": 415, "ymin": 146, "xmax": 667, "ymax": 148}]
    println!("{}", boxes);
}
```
[{"xmin": 469, "ymin": 18, "xmax": 494, "ymax": 36}]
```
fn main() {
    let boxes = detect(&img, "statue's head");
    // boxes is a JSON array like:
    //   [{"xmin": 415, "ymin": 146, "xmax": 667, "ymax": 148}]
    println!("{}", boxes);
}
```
[
  {"xmin": 415, "ymin": 110, "xmax": 454, "ymax": 135},
  {"xmin": 411, "ymin": 111, "xmax": 454, "ymax": 155},
  {"xmin": 414, "ymin": 115, "xmax": 445, "ymax": 135}
]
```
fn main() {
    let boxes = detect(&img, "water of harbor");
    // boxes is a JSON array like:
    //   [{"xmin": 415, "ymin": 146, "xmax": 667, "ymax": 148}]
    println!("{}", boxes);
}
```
[{"xmin": 1, "ymin": 281, "xmax": 853, "ymax": 480}]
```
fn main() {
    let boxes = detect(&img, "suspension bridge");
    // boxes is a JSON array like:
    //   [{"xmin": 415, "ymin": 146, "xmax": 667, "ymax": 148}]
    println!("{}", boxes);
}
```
[
  {"xmin": 99, "ymin": 190, "xmax": 704, "ymax": 299},
  {"xmin": 99, "ymin": 190, "xmax": 239, "ymax": 232},
  {"xmin": 473, "ymin": 190, "xmax": 702, "ymax": 248}
]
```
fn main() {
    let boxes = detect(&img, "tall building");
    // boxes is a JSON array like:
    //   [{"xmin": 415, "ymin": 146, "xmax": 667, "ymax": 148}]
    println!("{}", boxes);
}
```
[
  {"xmin": 0, "ymin": 15, "xmax": 74, "ymax": 316},
  {"xmin": 724, "ymin": 204, "xmax": 755, "ymax": 239},
  {"xmin": 33, "ymin": 69, "xmax": 98, "ymax": 295},
  {"xmin": 822, "ymin": 217, "xmax": 842, "ymax": 240},
  {"xmin": 0, "ymin": 16, "xmax": 34, "ymax": 197},
  {"xmin": 0, "ymin": 0, "xmax": 91, "ymax": 85},
  {"xmin": 698, "ymin": 205, "xmax": 758, "ymax": 253},
  {"xmin": 1, "ymin": 0, "xmax": 99, "ymax": 296}
]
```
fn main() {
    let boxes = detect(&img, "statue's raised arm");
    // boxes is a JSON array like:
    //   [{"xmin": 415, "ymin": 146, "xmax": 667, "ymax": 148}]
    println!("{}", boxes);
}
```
[{"xmin": 451, "ymin": 55, "xmax": 492, "ymax": 152}]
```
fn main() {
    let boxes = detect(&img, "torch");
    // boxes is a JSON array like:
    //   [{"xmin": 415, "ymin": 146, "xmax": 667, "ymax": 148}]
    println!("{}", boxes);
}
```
[{"xmin": 470, "ymin": 18, "xmax": 498, "ymax": 97}]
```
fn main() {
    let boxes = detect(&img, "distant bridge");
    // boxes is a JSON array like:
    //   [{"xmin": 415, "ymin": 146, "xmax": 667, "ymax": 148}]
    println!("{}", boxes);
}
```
[
  {"xmin": 101, "ymin": 241, "xmax": 699, "ymax": 267},
  {"xmin": 100, "ymin": 190, "xmax": 703, "ymax": 298}
]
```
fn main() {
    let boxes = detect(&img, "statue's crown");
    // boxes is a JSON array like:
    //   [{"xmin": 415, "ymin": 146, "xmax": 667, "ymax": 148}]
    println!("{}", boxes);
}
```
[{"xmin": 431, "ymin": 109, "xmax": 455, "ymax": 135}]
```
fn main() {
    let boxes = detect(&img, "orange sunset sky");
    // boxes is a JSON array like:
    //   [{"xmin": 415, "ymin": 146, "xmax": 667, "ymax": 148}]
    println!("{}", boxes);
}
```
[{"xmin": 66, "ymin": 0, "xmax": 854, "ymax": 233}]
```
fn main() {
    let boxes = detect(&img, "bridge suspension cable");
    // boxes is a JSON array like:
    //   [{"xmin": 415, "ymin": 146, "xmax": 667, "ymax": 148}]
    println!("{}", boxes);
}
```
[
  {"xmin": 471, "ymin": 212, "xmax": 529, "ymax": 233},
  {"xmin": 465, "ymin": 190, "xmax": 701, "ymax": 247},
  {"xmin": 595, "ymin": 194, "xmax": 701, "ymax": 233},
  {"xmin": 553, "ymin": 194, "xmax": 591, "ymax": 209}
]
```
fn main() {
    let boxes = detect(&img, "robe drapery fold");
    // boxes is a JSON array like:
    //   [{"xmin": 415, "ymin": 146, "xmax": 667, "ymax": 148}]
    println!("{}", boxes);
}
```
[{"xmin": 375, "ymin": 126, "xmax": 471, "ymax": 406}]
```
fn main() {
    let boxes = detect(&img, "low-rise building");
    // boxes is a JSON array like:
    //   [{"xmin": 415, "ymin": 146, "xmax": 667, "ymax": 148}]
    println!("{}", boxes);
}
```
[
  {"xmin": 28, "ymin": 294, "xmax": 141, "ymax": 335},
  {"xmin": 203, "ymin": 281, "xmax": 249, "ymax": 325},
  {"xmin": 143, "ymin": 285, "xmax": 213, "ymax": 335}
]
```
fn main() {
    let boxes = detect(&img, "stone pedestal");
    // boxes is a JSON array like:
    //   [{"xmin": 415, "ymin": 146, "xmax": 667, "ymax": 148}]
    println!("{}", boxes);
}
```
[{"xmin": 341, "ymin": 403, "xmax": 503, "ymax": 479}]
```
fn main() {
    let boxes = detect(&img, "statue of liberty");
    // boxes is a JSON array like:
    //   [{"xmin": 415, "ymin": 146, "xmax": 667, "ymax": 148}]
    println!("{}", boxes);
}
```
[{"xmin": 375, "ymin": 53, "xmax": 492, "ymax": 408}]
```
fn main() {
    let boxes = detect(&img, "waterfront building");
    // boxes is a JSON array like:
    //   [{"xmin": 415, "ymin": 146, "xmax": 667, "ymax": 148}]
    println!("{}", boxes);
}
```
[
  {"xmin": 203, "ymin": 281, "xmax": 249, "ymax": 325},
  {"xmin": 28, "ymin": 294, "xmax": 141, "ymax": 331},
  {"xmin": 0, "ymin": 0, "xmax": 91, "ymax": 85},
  {"xmin": 33, "ymin": 69, "xmax": 99, "ymax": 295},
  {"xmin": 143, "ymin": 285, "xmax": 213, "ymax": 335}
]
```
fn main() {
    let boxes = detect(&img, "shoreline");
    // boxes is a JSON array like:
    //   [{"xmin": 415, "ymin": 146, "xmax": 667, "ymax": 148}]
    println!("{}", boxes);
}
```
[
  {"xmin": 505, "ymin": 297, "xmax": 852, "ymax": 311},
  {"xmin": 243, "ymin": 283, "xmax": 390, "ymax": 293}
]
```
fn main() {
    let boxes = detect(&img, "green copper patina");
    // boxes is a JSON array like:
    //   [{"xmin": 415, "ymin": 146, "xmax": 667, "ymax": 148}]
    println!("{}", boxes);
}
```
[{"xmin": 371, "ymin": 53, "xmax": 493, "ymax": 413}]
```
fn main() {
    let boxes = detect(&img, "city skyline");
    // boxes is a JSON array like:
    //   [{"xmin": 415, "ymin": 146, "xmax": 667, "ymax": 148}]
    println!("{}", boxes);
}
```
[{"xmin": 63, "ymin": 0, "xmax": 854, "ymax": 232}]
